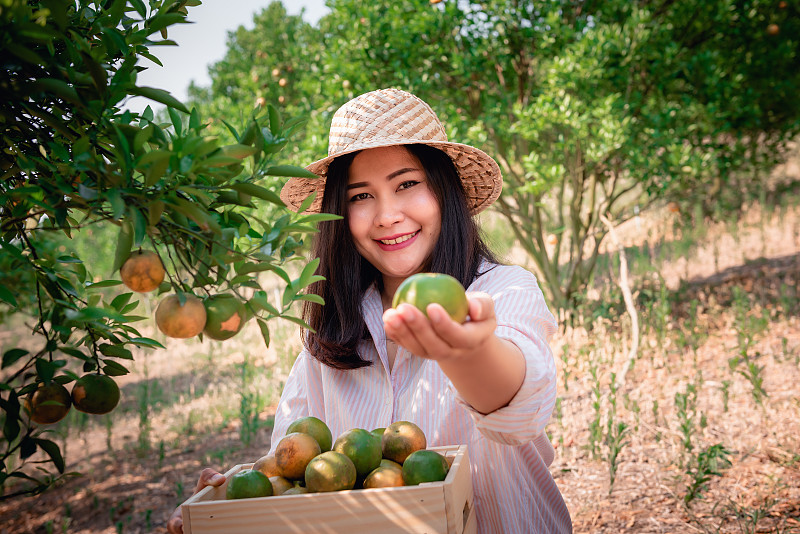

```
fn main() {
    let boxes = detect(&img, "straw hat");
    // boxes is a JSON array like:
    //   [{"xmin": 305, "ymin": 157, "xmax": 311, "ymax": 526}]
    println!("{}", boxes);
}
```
[{"xmin": 280, "ymin": 88, "xmax": 502, "ymax": 215}]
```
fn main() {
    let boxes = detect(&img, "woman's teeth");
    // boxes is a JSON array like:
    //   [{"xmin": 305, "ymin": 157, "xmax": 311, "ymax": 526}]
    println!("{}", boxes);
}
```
[{"xmin": 379, "ymin": 231, "xmax": 417, "ymax": 245}]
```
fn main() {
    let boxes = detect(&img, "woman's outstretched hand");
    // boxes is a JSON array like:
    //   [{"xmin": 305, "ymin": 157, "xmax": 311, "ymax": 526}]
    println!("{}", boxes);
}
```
[
  {"xmin": 383, "ymin": 291, "xmax": 497, "ymax": 362},
  {"xmin": 384, "ymin": 291, "xmax": 525, "ymax": 415},
  {"xmin": 166, "ymin": 468, "xmax": 226, "ymax": 534}
]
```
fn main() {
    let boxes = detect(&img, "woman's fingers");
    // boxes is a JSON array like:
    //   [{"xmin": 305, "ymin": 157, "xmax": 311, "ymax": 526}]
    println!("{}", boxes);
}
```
[
  {"xmin": 166, "ymin": 508, "xmax": 183, "ymax": 534},
  {"xmin": 195, "ymin": 468, "xmax": 225, "ymax": 493}
]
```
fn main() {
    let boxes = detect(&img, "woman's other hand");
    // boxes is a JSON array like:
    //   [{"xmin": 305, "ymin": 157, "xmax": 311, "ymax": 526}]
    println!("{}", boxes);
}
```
[{"xmin": 166, "ymin": 468, "xmax": 226, "ymax": 534}]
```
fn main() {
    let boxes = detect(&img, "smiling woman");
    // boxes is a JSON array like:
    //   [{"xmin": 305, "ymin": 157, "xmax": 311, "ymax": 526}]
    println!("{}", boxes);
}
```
[{"xmin": 168, "ymin": 88, "xmax": 572, "ymax": 534}]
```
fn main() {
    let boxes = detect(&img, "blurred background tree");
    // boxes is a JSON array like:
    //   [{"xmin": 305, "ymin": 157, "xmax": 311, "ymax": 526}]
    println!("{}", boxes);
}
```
[
  {"xmin": 190, "ymin": 0, "xmax": 799, "ymax": 312},
  {"xmin": 0, "ymin": 0, "xmax": 330, "ymax": 499}
]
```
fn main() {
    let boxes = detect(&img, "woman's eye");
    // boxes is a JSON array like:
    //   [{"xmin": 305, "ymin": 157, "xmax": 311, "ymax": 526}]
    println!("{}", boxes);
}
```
[
  {"xmin": 399, "ymin": 180, "xmax": 420, "ymax": 190},
  {"xmin": 350, "ymin": 192, "xmax": 370, "ymax": 202}
]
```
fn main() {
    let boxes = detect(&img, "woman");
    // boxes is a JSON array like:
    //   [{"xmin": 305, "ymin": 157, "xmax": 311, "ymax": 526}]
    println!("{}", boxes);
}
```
[{"xmin": 168, "ymin": 88, "xmax": 572, "ymax": 534}]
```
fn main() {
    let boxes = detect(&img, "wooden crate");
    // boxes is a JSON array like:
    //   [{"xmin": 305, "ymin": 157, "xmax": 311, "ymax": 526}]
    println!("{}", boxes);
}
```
[{"xmin": 181, "ymin": 444, "xmax": 475, "ymax": 534}]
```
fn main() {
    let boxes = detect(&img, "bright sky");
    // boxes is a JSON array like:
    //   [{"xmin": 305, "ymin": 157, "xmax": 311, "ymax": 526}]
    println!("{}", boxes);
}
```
[{"xmin": 125, "ymin": 0, "xmax": 329, "ymax": 114}]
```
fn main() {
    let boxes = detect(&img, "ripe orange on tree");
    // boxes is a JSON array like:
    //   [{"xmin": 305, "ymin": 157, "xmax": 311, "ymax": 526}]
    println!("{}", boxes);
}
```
[
  {"xmin": 382, "ymin": 420, "xmax": 427, "ymax": 464},
  {"xmin": 155, "ymin": 294, "xmax": 207, "ymax": 339},
  {"xmin": 24, "ymin": 382, "xmax": 71, "ymax": 424},
  {"xmin": 202, "ymin": 294, "xmax": 246, "ymax": 341},
  {"xmin": 392, "ymin": 273, "xmax": 469, "ymax": 323},
  {"xmin": 71, "ymin": 374, "xmax": 120, "ymax": 415},
  {"xmin": 119, "ymin": 250, "xmax": 165, "ymax": 293}
]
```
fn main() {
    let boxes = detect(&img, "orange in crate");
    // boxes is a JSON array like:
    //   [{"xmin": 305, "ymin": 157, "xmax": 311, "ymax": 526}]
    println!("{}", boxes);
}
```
[{"xmin": 180, "ymin": 444, "xmax": 475, "ymax": 534}]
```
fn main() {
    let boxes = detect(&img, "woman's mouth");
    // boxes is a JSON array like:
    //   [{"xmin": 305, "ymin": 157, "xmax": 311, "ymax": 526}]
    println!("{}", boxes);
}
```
[{"xmin": 376, "ymin": 230, "xmax": 420, "ymax": 250}]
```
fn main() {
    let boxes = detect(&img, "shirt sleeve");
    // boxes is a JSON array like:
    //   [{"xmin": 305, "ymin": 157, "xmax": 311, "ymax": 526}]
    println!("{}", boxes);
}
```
[
  {"xmin": 267, "ymin": 350, "xmax": 311, "ymax": 455},
  {"xmin": 452, "ymin": 265, "xmax": 559, "ymax": 449}
]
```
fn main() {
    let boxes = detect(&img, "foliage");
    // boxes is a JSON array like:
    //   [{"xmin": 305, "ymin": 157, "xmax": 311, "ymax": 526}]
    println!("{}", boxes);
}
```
[
  {"xmin": 191, "ymin": 0, "xmax": 800, "ymax": 312},
  {"xmin": 0, "ymin": 0, "xmax": 335, "ymax": 499}
]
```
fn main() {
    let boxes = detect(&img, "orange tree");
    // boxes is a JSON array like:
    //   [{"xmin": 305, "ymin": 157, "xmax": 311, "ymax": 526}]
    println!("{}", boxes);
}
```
[
  {"xmin": 0, "ymin": 0, "xmax": 334, "ymax": 499},
  {"xmin": 314, "ymin": 0, "xmax": 800, "ymax": 313}
]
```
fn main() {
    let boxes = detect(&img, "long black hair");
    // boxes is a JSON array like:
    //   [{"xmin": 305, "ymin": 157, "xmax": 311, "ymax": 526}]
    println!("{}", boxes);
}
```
[{"xmin": 302, "ymin": 144, "xmax": 499, "ymax": 369}]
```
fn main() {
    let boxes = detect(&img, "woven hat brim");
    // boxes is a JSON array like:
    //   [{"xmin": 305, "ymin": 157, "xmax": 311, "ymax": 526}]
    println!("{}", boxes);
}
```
[{"xmin": 280, "ymin": 140, "xmax": 502, "ymax": 215}]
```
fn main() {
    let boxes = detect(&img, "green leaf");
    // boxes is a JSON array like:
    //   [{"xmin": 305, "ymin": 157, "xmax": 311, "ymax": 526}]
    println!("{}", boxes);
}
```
[
  {"xmin": 35, "ymin": 358, "xmax": 67, "ymax": 385},
  {"xmin": 2, "ymin": 349, "xmax": 29, "ymax": 369},
  {"xmin": 230, "ymin": 182, "xmax": 284, "ymax": 206},
  {"xmin": 86, "ymin": 280, "xmax": 123, "ymax": 290},
  {"xmin": 99, "ymin": 344, "xmax": 133, "ymax": 360},
  {"xmin": 0, "ymin": 284, "xmax": 18, "ymax": 307},
  {"xmin": 299, "ymin": 257, "xmax": 321, "ymax": 288},
  {"xmin": 129, "ymin": 86, "xmax": 189, "ymax": 114},
  {"xmin": 110, "ymin": 292, "xmax": 133, "ymax": 311},
  {"xmin": 34, "ymin": 439, "xmax": 65, "ymax": 473},
  {"xmin": 257, "ymin": 318, "xmax": 270, "ymax": 347},
  {"xmin": 111, "ymin": 221, "xmax": 134, "ymax": 274},
  {"xmin": 265, "ymin": 164, "xmax": 318, "ymax": 179},
  {"xmin": 267, "ymin": 104, "xmax": 281, "ymax": 136},
  {"xmin": 102, "ymin": 360, "xmax": 130, "ymax": 376},
  {"xmin": 297, "ymin": 213, "xmax": 342, "ymax": 224},
  {"xmin": 129, "ymin": 207, "xmax": 147, "ymax": 248},
  {"xmin": 297, "ymin": 294, "xmax": 325, "ymax": 305},
  {"xmin": 1, "ymin": 392, "xmax": 21, "ymax": 442},
  {"xmin": 250, "ymin": 292, "xmax": 280, "ymax": 316},
  {"xmin": 128, "ymin": 337, "xmax": 166, "ymax": 349},
  {"xmin": 220, "ymin": 144, "xmax": 258, "ymax": 159},
  {"xmin": 280, "ymin": 314, "xmax": 314, "ymax": 332}
]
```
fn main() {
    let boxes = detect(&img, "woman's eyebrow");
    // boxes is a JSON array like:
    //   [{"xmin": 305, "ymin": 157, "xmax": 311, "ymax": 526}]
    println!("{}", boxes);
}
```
[{"xmin": 347, "ymin": 167, "xmax": 421, "ymax": 190}]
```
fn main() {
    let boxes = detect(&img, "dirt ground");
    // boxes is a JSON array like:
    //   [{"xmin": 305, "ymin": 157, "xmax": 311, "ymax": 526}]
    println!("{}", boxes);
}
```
[{"xmin": 1, "ymin": 191, "xmax": 799, "ymax": 532}]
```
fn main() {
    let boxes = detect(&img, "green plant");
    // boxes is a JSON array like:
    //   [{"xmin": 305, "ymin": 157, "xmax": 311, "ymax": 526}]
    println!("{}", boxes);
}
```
[
  {"xmin": 604, "ymin": 373, "xmax": 630, "ymax": 494},
  {"xmin": 586, "ymin": 364, "xmax": 603, "ymax": 460},
  {"xmin": 675, "ymin": 383, "xmax": 699, "ymax": 467},
  {"xmin": 238, "ymin": 353, "xmax": 266, "ymax": 446},
  {"xmin": 721, "ymin": 380, "xmax": 732, "ymax": 413},
  {"xmin": 683, "ymin": 443, "xmax": 732, "ymax": 505}
]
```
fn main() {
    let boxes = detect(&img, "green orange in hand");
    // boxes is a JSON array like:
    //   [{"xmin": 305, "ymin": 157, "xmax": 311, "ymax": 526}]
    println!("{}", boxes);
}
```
[{"xmin": 392, "ymin": 273, "xmax": 468, "ymax": 323}]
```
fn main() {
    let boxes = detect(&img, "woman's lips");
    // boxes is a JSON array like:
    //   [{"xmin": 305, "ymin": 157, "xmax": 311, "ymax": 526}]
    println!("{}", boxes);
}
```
[{"xmin": 375, "ymin": 230, "xmax": 420, "ymax": 251}]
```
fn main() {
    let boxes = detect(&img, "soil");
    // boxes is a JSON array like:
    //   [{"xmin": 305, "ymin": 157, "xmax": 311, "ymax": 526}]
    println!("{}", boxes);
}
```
[{"xmin": 1, "ymin": 185, "xmax": 800, "ymax": 532}]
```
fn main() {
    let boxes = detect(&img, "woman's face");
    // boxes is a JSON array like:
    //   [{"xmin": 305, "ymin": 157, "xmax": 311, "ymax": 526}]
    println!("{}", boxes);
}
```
[{"xmin": 346, "ymin": 146, "xmax": 442, "ymax": 297}]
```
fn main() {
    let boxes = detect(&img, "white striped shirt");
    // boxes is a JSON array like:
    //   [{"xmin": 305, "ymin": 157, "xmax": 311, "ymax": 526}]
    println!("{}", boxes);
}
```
[{"xmin": 269, "ymin": 263, "xmax": 573, "ymax": 533}]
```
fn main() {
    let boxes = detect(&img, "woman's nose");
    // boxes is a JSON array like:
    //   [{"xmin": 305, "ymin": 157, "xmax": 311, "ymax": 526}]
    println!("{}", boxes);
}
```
[{"xmin": 374, "ymin": 197, "xmax": 404, "ymax": 227}]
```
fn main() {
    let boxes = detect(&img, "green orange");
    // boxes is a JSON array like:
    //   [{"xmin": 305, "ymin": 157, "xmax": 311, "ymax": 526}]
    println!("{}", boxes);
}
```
[
  {"xmin": 392, "ymin": 273, "xmax": 468, "ymax": 323},
  {"xmin": 71, "ymin": 374, "xmax": 120, "ymax": 415},
  {"xmin": 402, "ymin": 450, "xmax": 449, "ymax": 486},
  {"xmin": 203, "ymin": 294, "xmax": 247, "ymax": 341},
  {"xmin": 226, "ymin": 469, "xmax": 272, "ymax": 499},
  {"xmin": 304, "ymin": 451, "xmax": 357, "ymax": 493},
  {"xmin": 287, "ymin": 416, "xmax": 333, "ymax": 452},
  {"xmin": 333, "ymin": 428, "xmax": 382, "ymax": 478}
]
